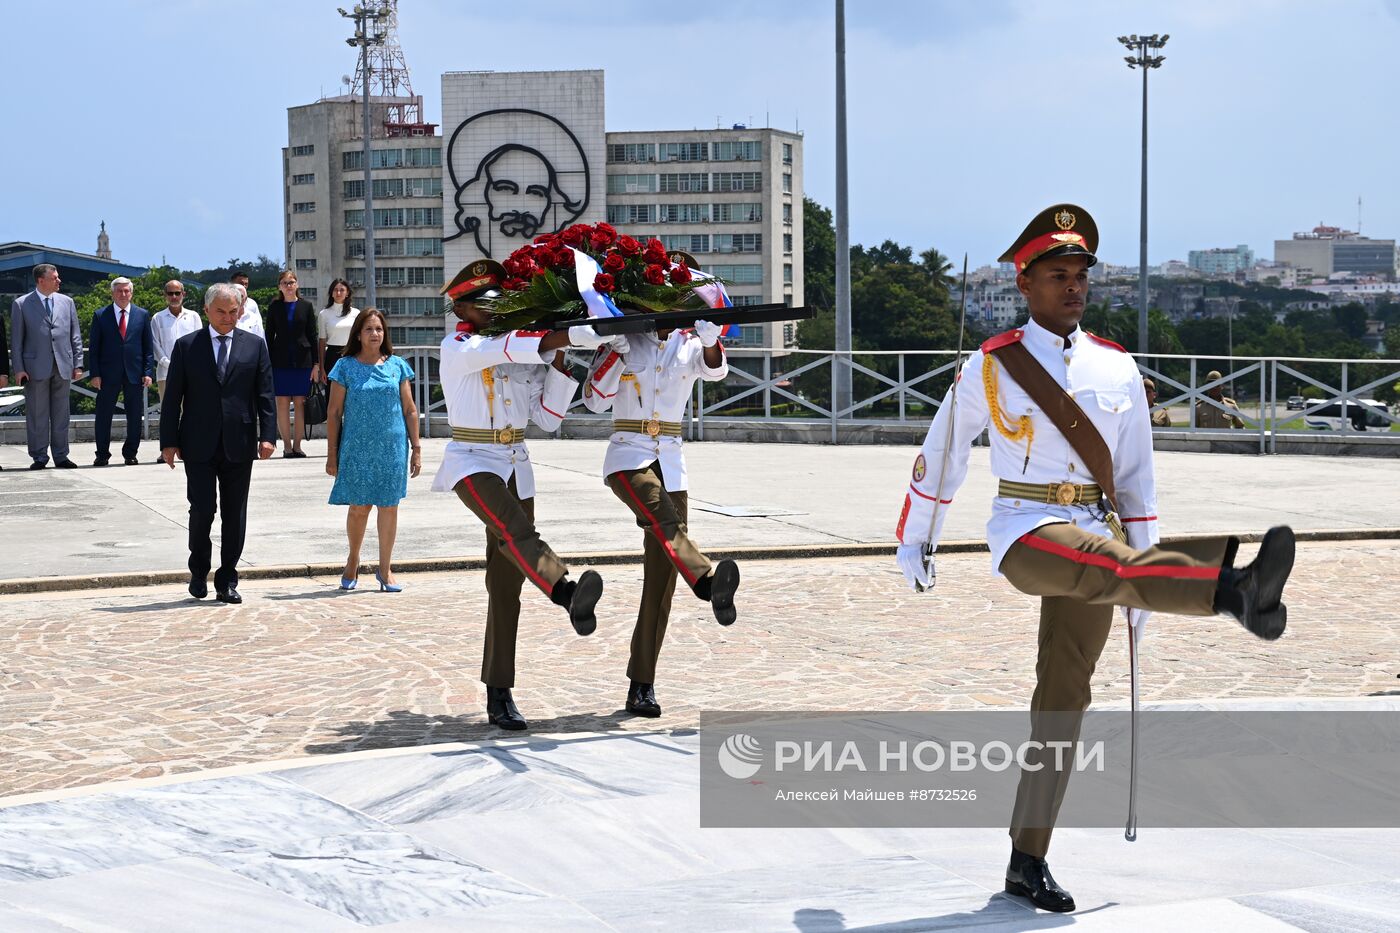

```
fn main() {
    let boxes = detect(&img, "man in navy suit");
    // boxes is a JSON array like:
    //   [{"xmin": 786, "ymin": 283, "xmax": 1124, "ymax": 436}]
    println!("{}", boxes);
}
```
[
  {"xmin": 160, "ymin": 283, "xmax": 276, "ymax": 604},
  {"xmin": 89, "ymin": 277, "xmax": 155, "ymax": 465}
]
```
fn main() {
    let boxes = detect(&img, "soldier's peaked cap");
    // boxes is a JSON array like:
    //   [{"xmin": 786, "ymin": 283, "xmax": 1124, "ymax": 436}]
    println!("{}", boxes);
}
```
[
  {"xmin": 442, "ymin": 259, "xmax": 506, "ymax": 301},
  {"xmin": 998, "ymin": 204, "xmax": 1098, "ymax": 273}
]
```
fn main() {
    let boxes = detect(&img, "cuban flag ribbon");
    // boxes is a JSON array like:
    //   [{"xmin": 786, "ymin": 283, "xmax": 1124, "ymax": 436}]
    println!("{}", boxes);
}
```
[
  {"xmin": 573, "ymin": 248, "xmax": 623, "ymax": 319},
  {"xmin": 686, "ymin": 266, "xmax": 740, "ymax": 337}
]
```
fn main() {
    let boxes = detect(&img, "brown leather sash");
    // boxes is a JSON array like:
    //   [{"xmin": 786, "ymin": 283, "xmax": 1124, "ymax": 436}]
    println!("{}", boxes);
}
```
[{"xmin": 987, "ymin": 341, "xmax": 1119, "ymax": 513}]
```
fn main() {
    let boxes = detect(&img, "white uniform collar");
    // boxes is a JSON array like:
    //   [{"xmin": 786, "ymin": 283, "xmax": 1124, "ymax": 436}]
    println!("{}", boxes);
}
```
[{"xmin": 1022, "ymin": 316, "xmax": 1081, "ymax": 350}]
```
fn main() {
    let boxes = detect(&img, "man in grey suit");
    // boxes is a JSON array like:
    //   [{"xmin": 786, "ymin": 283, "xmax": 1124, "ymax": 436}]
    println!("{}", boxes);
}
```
[{"xmin": 10, "ymin": 264, "xmax": 84, "ymax": 469}]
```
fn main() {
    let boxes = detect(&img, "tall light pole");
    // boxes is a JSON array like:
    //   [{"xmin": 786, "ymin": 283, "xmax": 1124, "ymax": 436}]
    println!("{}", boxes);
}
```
[
  {"xmin": 342, "ymin": 4, "xmax": 390, "ymax": 307},
  {"xmin": 833, "ymin": 0, "xmax": 852, "ymax": 417},
  {"xmin": 1118, "ymin": 33, "xmax": 1167, "ymax": 355}
]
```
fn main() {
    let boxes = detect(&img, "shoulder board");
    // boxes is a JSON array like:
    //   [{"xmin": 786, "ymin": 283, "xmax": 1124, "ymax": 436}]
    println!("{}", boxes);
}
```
[
  {"xmin": 1084, "ymin": 331, "xmax": 1127, "ymax": 353},
  {"xmin": 514, "ymin": 329, "xmax": 550, "ymax": 338},
  {"xmin": 453, "ymin": 332, "xmax": 471, "ymax": 342},
  {"xmin": 979, "ymin": 329, "xmax": 1024, "ymax": 353}
]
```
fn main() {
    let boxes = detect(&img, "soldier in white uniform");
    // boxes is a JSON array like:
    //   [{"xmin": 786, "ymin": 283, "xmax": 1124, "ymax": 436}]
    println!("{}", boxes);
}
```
[
  {"xmin": 583, "ymin": 318, "xmax": 740, "ymax": 718},
  {"xmin": 893, "ymin": 205, "xmax": 1297, "ymax": 914},
  {"xmin": 431, "ymin": 260, "xmax": 609, "ymax": 731}
]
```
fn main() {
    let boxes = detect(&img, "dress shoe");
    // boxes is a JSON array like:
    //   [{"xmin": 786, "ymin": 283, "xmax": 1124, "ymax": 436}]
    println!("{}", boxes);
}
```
[
  {"xmin": 215, "ymin": 588, "xmax": 243, "ymax": 605},
  {"xmin": 708, "ymin": 559, "xmax": 741, "ymax": 626},
  {"xmin": 567, "ymin": 570, "xmax": 603, "ymax": 636},
  {"xmin": 93, "ymin": 456, "xmax": 110, "ymax": 467},
  {"xmin": 486, "ymin": 686, "xmax": 527, "ymax": 730},
  {"xmin": 289, "ymin": 449, "xmax": 308, "ymax": 459},
  {"xmin": 29, "ymin": 462, "xmax": 46, "ymax": 470},
  {"xmin": 55, "ymin": 459, "xmax": 78, "ymax": 469},
  {"xmin": 189, "ymin": 578, "xmax": 208, "ymax": 599},
  {"xmin": 1005, "ymin": 848, "xmax": 1075, "ymax": 913},
  {"xmin": 1214, "ymin": 526, "xmax": 1294, "ymax": 641},
  {"xmin": 339, "ymin": 576, "xmax": 358, "ymax": 591},
  {"xmin": 124, "ymin": 456, "xmax": 140, "ymax": 466},
  {"xmin": 375, "ymin": 571, "xmax": 402, "ymax": 593},
  {"xmin": 626, "ymin": 681, "xmax": 662, "ymax": 718}
]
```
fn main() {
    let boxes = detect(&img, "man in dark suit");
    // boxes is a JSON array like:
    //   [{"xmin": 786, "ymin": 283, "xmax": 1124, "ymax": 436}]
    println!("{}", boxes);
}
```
[
  {"xmin": 89, "ymin": 277, "xmax": 155, "ymax": 465},
  {"xmin": 160, "ymin": 283, "xmax": 276, "ymax": 604}
]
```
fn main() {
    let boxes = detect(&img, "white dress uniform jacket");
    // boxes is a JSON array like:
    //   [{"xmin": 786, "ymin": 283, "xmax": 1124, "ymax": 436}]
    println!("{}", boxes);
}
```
[
  {"xmin": 430, "ymin": 326, "xmax": 578, "ymax": 499},
  {"xmin": 150, "ymin": 308, "xmax": 204, "ymax": 381},
  {"xmin": 582, "ymin": 330, "xmax": 728, "ymax": 492},
  {"xmin": 897, "ymin": 317, "xmax": 1159, "ymax": 576}
]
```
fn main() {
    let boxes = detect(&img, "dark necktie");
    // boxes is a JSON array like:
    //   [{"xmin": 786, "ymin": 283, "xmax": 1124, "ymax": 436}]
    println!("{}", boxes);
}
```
[
  {"xmin": 216, "ymin": 334, "xmax": 230, "ymax": 381},
  {"xmin": 44, "ymin": 296, "xmax": 53, "ymax": 325},
  {"xmin": 119, "ymin": 308, "xmax": 128, "ymax": 340}
]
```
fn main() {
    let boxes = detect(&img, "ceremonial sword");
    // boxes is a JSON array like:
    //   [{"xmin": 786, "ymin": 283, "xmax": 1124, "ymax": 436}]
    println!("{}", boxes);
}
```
[{"xmin": 915, "ymin": 254, "xmax": 970, "ymax": 591}]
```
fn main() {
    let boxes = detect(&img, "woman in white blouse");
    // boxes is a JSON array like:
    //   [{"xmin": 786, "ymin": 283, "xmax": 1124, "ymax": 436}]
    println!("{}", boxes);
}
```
[{"xmin": 318, "ymin": 278, "xmax": 362, "ymax": 379}]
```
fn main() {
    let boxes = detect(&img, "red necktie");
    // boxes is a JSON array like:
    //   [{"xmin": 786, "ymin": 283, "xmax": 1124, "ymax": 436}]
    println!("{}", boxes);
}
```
[{"xmin": 119, "ymin": 309, "xmax": 128, "ymax": 340}]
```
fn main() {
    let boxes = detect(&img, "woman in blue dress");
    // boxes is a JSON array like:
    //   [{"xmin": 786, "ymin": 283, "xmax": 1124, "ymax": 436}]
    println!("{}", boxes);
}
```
[{"xmin": 326, "ymin": 309, "xmax": 421, "ymax": 592}]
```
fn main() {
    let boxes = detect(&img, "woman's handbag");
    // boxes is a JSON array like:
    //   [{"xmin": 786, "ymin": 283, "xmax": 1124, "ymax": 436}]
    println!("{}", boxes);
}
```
[{"xmin": 302, "ymin": 380, "xmax": 328, "ymax": 427}]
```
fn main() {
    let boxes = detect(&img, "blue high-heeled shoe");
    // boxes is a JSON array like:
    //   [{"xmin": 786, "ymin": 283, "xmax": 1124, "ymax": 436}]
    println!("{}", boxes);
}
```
[
  {"xmin": 339, "ymin": 576, "xmax": 358, "ymax": 591},
  {"xmin": 375, "ymin": 571, "xmax": 402, "ymax": 593}
]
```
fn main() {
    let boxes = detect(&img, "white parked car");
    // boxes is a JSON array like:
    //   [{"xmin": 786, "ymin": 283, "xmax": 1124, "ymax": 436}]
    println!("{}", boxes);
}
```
[{"xmin": 1302, "ymin": 399, "xmax": 1391, "ymax": 432}]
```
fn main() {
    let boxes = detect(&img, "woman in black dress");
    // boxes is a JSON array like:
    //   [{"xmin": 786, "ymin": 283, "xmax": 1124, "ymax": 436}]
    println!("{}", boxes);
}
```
[{"xmin": 265, "ymin": 270, "xmax": 321, "ymax": 457}]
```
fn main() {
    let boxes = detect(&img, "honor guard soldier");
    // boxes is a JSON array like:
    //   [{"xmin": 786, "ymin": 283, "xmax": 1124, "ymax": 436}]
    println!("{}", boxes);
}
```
[
  {"xmin": 582, "ymin": 269, "xmax": 740, "ymax": 719},
  {"xmin": 1195, "ymin": 370, "xmax": 1246, "ymax": 428},
  {"xmin": 893, "ymin": 205, "xmax": 1297, "ymax": 913},
  {"xmin": 432, "ymin": 259, "xmax": 610, "ymax": 731}
]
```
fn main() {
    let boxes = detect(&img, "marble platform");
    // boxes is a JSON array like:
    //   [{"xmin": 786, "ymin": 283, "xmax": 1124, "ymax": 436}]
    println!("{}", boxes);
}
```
[{"xmin": 0, "ymin": 700, "xmax": 1396, "ymax": 931}]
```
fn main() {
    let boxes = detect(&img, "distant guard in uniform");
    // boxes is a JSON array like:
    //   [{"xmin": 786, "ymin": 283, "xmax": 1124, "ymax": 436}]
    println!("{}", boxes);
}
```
[
  {"xmin": 1142, "ymin": 377, "xmax": 1172, "ymax": 427},
  {"xmin": 432, "ymin": 259, "xmax": 610, "ymax": 731},
  {"xmin": 582, "ymin": 310, "xmax": 740, "ymax": 719},
  {"xmin": 894, "ymin": 204, "xmax": 1297, "ymax": 913},
  {"xmin": 1195, "ymin": 370, "xmax": 1245, "ymax": 428}
]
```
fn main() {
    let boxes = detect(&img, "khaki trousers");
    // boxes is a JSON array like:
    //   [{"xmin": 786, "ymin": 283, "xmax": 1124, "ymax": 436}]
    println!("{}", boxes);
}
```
[
  {"xmin": 454, "ymin": 472, "xmax": 568, "ymax": 688},
  {"xmin": 1000, "ymin": 521, "xmax": 1229, "ymax": 857},
  {"xmin": 607, "ymin": 464, "xmax": 712, "ymax": 682}
]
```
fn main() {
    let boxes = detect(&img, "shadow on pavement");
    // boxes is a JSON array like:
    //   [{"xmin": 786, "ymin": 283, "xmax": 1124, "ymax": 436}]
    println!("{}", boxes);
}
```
[
  {"xmin": 791, "ymin": 894, "xmax": 1091, "ymax": 931},
  {"xmin": 304, "ymin": 708, "xmax": 638, "ymax": 755}
]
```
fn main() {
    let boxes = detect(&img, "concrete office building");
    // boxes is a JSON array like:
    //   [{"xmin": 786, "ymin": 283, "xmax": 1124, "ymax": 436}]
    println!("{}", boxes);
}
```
[
  {"xmin": 1188, "ymin": 244, "xmax": 1254, "ymax": 276},
  {"xmin": 1274, "ymin": 225, "xmax": 1398, "ymax": 281},
  {"xmin": 287, "ymin": 68, "xmax": 802, "ymax": 350}
]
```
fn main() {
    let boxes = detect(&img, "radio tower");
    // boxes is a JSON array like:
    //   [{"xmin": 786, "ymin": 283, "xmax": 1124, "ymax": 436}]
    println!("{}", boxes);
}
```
[{"xmin": 347, "ymin": 1, "xmax": 433, "ymax": 133}]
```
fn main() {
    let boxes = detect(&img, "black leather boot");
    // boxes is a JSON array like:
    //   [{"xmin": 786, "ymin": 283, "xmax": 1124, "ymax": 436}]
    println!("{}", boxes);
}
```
[
  {"xmin": 1213, "ymin": 525, "xmax": 1294, "ymax": 641},
  {"xmin": 626, "ymin": 681, "xmax": 661, "ymax": 718},
  {"xmin": 552, "ymin": 571, "xmax": 602, "ymax": 636},
  {"xmin": 1005, "ymin": 847, "xmax": 1075, "ymax": 913},
  {"xmin": 702, "ymin": 559, "xmax": 740, "ymax": 626},
  {"xmin": 486, "ymin": 686, "xmax": 527, "ymax": 731}
]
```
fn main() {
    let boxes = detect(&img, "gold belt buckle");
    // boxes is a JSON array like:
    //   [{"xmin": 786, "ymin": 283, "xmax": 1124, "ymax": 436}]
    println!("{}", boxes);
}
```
[
  {"xmin": 1054, "ymin": 482, "xmax": 1077, "ymax": 506},
  {"xmin": 644, "ymin": 419, "xmax": 662, "ymax": 438},
  {"xmin": 497, "ymin": 427, "xmax": 515, "ymax": 444}
]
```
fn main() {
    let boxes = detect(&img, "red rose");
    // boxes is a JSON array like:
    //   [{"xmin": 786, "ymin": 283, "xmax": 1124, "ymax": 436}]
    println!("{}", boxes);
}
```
[
  {"xmin": 617, "ymin": 235, "xmax": 641, "ymax": 256},
  {"xmin": 561, "ymin": 224, "xmax": 589, "ymax": 248},
  {"xmin": 593, "ymin": 272, "xmax": 615, "ymax": 294},
  {"xmin": 643, "ymin": 264, "xmax": 667, "ymax": 286},
  {"xmin": 642, "ymin": 238, "xmax": 667, "ymax": 264},
  {"xmin": 603, "ymin": 251, "xmax": 626, "ymax": 273},
  {"xmin": 552, "ymin": 248, "xmax": 576, "ymax": 269},
  {"xmin": 589, "ymin": 222, "xmax": 618, "ymax": 250},
  {"xmin": 670, "ymin": 262, "xmax": 692, "ymax": 283},
  {"xmin": 502, "ymin": 277, "xmax": 528, "ymax": 291}
]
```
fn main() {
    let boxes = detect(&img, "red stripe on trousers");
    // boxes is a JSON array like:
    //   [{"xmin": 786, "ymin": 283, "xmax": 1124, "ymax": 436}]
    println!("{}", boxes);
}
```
[
  {"xmin": 1017, "ymin": 531, "xmax": 1220, "ymax": 580},
  {"xmin": 614, "ymin": 473, "xmax": 699, "ymax": 586},
  {"xmin": 464, "ymin": 476, "xmax": 552, "ymax": 593}
]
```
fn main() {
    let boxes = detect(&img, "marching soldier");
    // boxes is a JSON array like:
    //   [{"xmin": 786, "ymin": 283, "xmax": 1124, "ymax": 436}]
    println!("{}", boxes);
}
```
[
  {"xmin": 431, "ymin": 260, "xmax": 610, "ymax": 731},
  {"xmin": 582, "ymin": 307, "xmax": 740, "ymax": 719},
  {"xmin": 894, "ymin": 205, "xmax": 1296, "ymax": 913}
]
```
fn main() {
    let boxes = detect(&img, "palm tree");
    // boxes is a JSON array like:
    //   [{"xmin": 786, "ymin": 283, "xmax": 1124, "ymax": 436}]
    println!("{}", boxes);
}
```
[{"xmin": 919, "ymin": 248, "xmax": 957, "ymax": 294}]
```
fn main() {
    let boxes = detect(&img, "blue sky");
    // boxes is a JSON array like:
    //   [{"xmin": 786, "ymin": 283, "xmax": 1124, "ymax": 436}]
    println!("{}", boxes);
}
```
[{"xmin": 8, "ymin": 0, "xmax": 1399, "ymax": 272}]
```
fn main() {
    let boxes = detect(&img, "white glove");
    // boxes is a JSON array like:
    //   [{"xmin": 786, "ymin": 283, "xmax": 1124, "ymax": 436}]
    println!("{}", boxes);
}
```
[
  {"xmin": 608, "ymin": 334, "xmax": 631, "ymax": 355},
  {"xmin": 694, "ymin": 319, "xmax": 722, "ymax": 348},
  {"xmin": 896, "ymin": 543, "xmax": 934, "ymax": 592},
  {"xmin": 568, "ymin": 324, "xmax": 608, "ymax": 350}
]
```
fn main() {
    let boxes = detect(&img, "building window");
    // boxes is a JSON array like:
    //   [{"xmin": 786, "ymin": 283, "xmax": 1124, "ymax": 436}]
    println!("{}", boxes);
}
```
[
  {"xmin": 783, "ymin": 203, "xmax": 793, "ymax": 223},
  {"xmin": 728, "ymin": 324, "xmax": 766, "ymax": 347},
  {"xmin": 730, "ymin": 295, "xmax": 765, "ymax": 306},
  {"xmin": 373, "ymin": 178, "xmax": 404, "ymax": 199},
  {"xmin": 379, "ymin": 297, "xmax": 444, "ymax": 316},
  {"xmin": 713, "ymin": 233, "xmax": 762, "ymax": 253},
  {"xmin": 375, "ymin": 208, "xmax": 405, "ymax": 227},
  {"xmin": 706, "ymin": 264, "xmax": 763, "ymax": 284},
  {"xmin": 403, "ymin": 148, "xmax": 440, "ymax": 167},
  {"xmin": 393, "ymin": 326, "xmax": 444, "ymax": 345},
  {"xmin": 405, "ymin": 177, "xmax": 441, "ymax": 198},
  {"xmin": 782, "ymin": 172, "xmax": 792, "ymax": 193},
  {"xmin": 343, "ymin": 150, "xmax": 363, "ymax": 171},
  {"xmin": 657, "ymin": 203, "xmax": 708, "ymax": 224},
  {"xmin": 658, "ymin": 172, "xmax": 709, "ymax": 193},
  {"xmin": 291, "ymin": 173, "xmax": 315, "ymax": 185},
  {"xmin": 712, "ymin": 140, "xmax": 761, "ymax": 162},
  {"xmin": 344, "ymin": 179, "xmax": 365, "ymax": 200},
  {"xmin": 405, "ymin": 207, "xmax": 441, "ymax": 227},
  {"xmin": 607, "ymin": 173, "xmax": 658, "ymax": 194},
  {"xmin": 607, "ymin": 143, "xmax": 656, "ymax": 163},
  {"xmin": 292, "ymin": 201, "xmax": 315, "ymax": 214},
  {"xmin": 344, "ymin": 209, "xmax": 364, "ymax": 229},
  {"xmin": 295, "ymin": 258, "xmax": 317, "ymax": 270},
  {"xmin": 291, "ymin": 144, "xmax": 315, "ymax": 157},
  {"xmin": 300, "ymin": 287, "xmax": 318, "ymax": 300},
  {"xmin": 659, "ymin": 234, "xmax": 710, "ymax": 253},
  {"xmin": 783, "ymin": 263, "xmax": 793, "ymax": 284},
  {"xmin": 293, "ymin": 229, "xmax": 316, "ymax": 241},
  {"xmin": 607, "ymin": 204, "xmax": 657, "ymax": 224},
  {"xmin": 712, "ymin": 202, "xmax": 762, "ymax": 223},
  {"xmin": 405, "ymin": 237, "xmax": 443, "ymax": 256},
  {"xmin": 658, "ymin": 141, "xmax": 708, "ymax": 162},
  {"xmin": 782, "ymin": 143, "xmax": 793, "ymax": 165},
  {"xmin": 712, "ymin": 171, "xmax": 761, "ymax": 192},
  {"xmin": 783, "ymin": 233, "xmax": 793, "ymax": 254}
]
